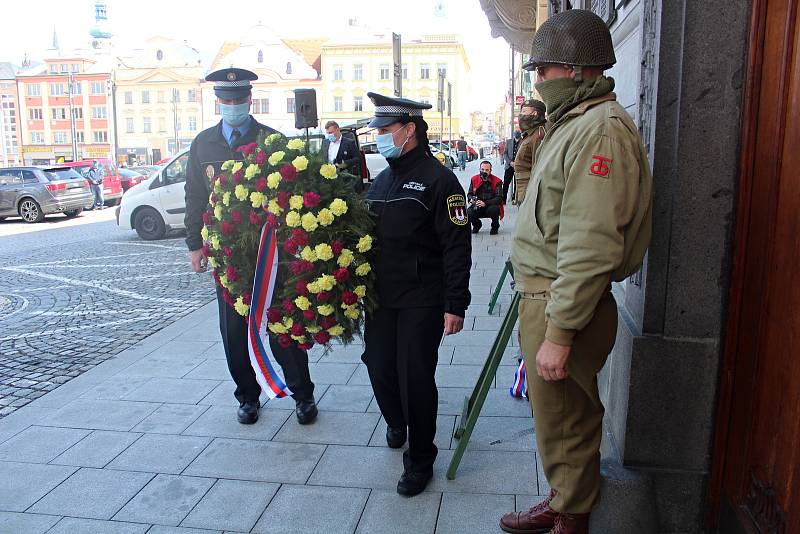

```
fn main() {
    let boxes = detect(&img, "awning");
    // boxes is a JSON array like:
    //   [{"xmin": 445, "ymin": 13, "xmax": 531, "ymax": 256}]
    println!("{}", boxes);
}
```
[{"xmin": 479, "ymin": 0, "xmax": 539, "ymax": 53}]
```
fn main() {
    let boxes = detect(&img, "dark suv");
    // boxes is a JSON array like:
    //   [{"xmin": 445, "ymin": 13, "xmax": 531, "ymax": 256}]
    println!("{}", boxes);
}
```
[{"xmin": 0, "ymin": 166, "xmax": 94, "ymax": 223}]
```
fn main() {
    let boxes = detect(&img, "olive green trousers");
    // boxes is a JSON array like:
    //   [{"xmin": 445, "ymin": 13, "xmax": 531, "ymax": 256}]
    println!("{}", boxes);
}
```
[{"xmin": 518, "ymin": 285, "xmax": 617, "ymax": 514}]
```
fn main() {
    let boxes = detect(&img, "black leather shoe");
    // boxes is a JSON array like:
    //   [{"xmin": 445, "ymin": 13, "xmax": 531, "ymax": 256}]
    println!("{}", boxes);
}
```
[
  {"xmin": 237, "ymin": 400, "xmax": 260, "ymax": 425},
  {"xmin": 295, "ymin": 397, "xmax": 318, "ymax": 425},
  {"xmin": 397, "ymin": 470, "xmax": 433, "ymax": 496},
  {"xmin": 386, "ymin": 426, "xmax": 407, "ymax": 448},
  {"xmin": 490, "ymin": 227, "xmax": 499, "ymax": 235}
]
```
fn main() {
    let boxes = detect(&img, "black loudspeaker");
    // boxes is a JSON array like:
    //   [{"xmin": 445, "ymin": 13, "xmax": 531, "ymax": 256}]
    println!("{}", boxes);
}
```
[{"xmin": 294, "ymin": 88, "xmax": 318, "ymax": 129}]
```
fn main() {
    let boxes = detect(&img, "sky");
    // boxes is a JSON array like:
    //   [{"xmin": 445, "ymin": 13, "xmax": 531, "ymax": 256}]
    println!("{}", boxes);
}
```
[{"xmin": 1, "ymin": 0, "xmax": 511, "ymax": 113}]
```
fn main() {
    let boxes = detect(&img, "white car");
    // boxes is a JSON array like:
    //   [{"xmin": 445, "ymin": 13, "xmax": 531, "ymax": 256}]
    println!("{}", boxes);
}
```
[
  {"xmin": 116, "ymin": 148, "xmax": 190, "ymax": 240},
  {"xmin": 360, "ymin": 142, "xmax": 389, "ymax": 179}
]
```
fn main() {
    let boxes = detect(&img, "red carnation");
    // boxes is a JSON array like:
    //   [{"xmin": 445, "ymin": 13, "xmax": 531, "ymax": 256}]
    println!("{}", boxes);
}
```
[
  {"xmin": 277, "ymin": 334, "xmax": 292, "ymax": 348},
  {"xmin": 226, "ymin": 265, "xmax": 238, "ymax": 281},
  {"xmin": 303, "ymin": 192, "xmax": 321, "ymax": 208},
  {"xmin": 320, "ymin": 316, "xmax": 337, "ymax": 329},
  {"xmin": 291, "ymin": 323, "xmax": 305, "ymax": 337},
  {"xmin": 221, "ymin": 221, "xmax": 235, "ymax": 236},
  {"xmin": 222, "ymin": 246, "xmax": 233, "ymax": 257},
  {"xmin": 230, "ymin": 210, "xmax": 242, "ymax": 225},
  {"xmin": 212, "ymin": 271, "xmax": 220, "ymax": 284},
  {"xmin": 284, "ymin": 240, "xmax": 299, "ymax": 255},
  {"xmin": 255, "ymin": 150, "xmax": 267, "ymax": 165},
  {"xmin": 279, "ymin": 163, "xmax": 297, "ymax": 182},
  {"xmin": 290, "ymin": 260, "xmax": 306, "ymax": 276},
  {"xmin": 249, "ymin": 210, "xmax": 262, "ymax": 226},
  {"xmin": 331, "ymin": 241, "xmax": 344, "ymax": 255},
  {"xmin": 313, "ymin": 331, "xmax": 331, "ymax": 345},
  {"xmin": 222, "ymin": 288, "xmax": 234, "ymax": 305},
  {"xmin": 210, "ymin": 193, "xmax": 219, "ymax": 203},
  {"xmin": 290, "ymin": 229, "xmax": 309, "ymax": 247},
  {"xmin": 266, "ymin": 214, "xmax": 278, "ymax": 228},
  {"xmin": 282, "ymin": 298, "xmax": 295, "ymax": 313},
  {"xmin": 333, "ymin": 267, "xmax": 350, "ymax": 283},
  {"xmin": 202, "ymin": 211, "xmax": 213, "ymax": 225},
  {"xmin": 316, "ymin": 291, "xmax": 331, "ymax": 302},
  {"xmin": 298, "ymin": 341, "xmax": 314, "ymax": 350},
  {"xmin": 237, "ymin": 142, "xmax": 257, "ymax": 156},
  {"xmin": 242, "ymin": 291, "xmax": 252, "ymax": 305},
  {"xmin": 219, "ymin": 175, "xmax": 227, "ymax": 187},
  {"xmin": 255, "ymin": 177, "xmax": 267, "ymax": 192},
  {"xmin": 295, "ymin": 280, "xmax": 309, "ymax": 295},
  {"xmin": 342, "ymin": 291, "xmax": 358, "ymax": 306},
  {"xmin": 277, "ymin": 191, "xmax": 291, "ymax": 209},
  {"xmin": 303, "ymin": 309, "xmax": 315, "ymax": 320},
  {"xmin": 267, "ymin": 307, "xmax": 282, "ymax": 323},
  {"xmin": 201, "ymin": 243, "xmax": 211, "ymax": 257},
  {"xmin": 232, "ymin": 171, "xmax": 242, "ymax": 185}
]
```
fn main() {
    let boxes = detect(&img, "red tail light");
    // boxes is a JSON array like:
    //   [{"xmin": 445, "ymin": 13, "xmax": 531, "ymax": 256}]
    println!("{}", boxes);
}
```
[{"xmin": 46, "ymin": 183, "xmax": 66, "ymax": 191}]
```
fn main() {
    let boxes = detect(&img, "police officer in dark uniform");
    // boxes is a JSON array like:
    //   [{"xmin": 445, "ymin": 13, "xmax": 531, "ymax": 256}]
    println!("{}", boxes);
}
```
[
  {"xmin": 185, "ymin": 67, "xmax": 317, "ymax": 426},
  {"xmin": 362, "ymin": 92, "xmax": 472, "ymax": 496}
]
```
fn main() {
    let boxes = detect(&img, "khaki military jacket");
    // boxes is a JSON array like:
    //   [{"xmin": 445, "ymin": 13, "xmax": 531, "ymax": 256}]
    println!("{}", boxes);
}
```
[
  {"xmin": 511, "ymin": 93, "xmax": 653, "ymax": 346},
  {"xmin": 512, "ymin": 123, "xmax": 546, "ymax": 204}
]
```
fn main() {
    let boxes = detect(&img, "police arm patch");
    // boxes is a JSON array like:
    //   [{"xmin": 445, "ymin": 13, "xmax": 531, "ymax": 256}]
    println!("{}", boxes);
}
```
[{"xmin": 447, "ymin": 194, "xmax": 469, "ymax": 225}]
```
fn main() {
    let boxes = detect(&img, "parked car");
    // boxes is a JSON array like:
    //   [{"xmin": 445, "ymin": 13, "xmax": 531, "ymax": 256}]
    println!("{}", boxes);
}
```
[
  {"xmin": 118, "ymin": 168, "xmax": 148, "ymax": 191},
  {"xmin": 130, "ymin": 165, "xmax": 161, "ymax": 178},
  {"xmin": 359, "ymin": 142, "xmax": 389, "ymax": 180},
  {"xmin": 447, "ymin": 140, "xmax": 479, "ymax": 161},
  {"xmin": 429, "ymin": 141, "xmax": 459, "ymax": 168},
  {"xmin": 59, "ymin": 159, "xmax": 123, "ymax": 206},
  {"xmin": 0, "ymin": 166, "xmax": 94, "ymax": 223},
  {"xmin": 303, "ymin": 122, "xmax": 371, "ymax": 189}
]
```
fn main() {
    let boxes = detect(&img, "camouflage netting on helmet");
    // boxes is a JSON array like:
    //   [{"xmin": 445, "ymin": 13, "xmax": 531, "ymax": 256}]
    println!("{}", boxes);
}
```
[{"xmin": 523, "ymin": 9, "xmax": 616, "ymax": 70}]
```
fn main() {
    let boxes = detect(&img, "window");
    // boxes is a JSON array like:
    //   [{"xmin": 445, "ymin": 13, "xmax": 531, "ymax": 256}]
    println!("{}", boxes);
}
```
[
  {"xmin": 27, "ymin": 84, "xmax": 41, "ymax": 97},
  {"xmin": 141, "ymin": 91, "xmax": 150, "ymax": 104},
  {"xmin": 0, "ymin": 171, "xmax": 22, "ymax": 186},
  {"xmin": 75, "ymin": 131, "xmax": 84, "ymax": 143},
  {"xmin": 124, "ymin": 91, "xmax": 133, "ymax": 104},
  {"xmin": 258, "ymin": 50, "xmax": 264, "ymax": 63},
  {"xmin": 172, "ymin": 90, "xmax": 180, "ymax": 103},
  {"xmin": 334, "ymin": 65, "xmax": 343, "ymax": 81},
  {"xmin": 71, "ymin": 63, "xmax": 79, "ymax": 73},
  {"xmin": 126, "ymin": 117, "xmax": 134, "ymax": 133},
  {"xmin": 61, "ymin": 63, "xmax": 68, "ymax": 73},
  {"xmin": 380, "ymin": 64, "xmax": 390, "ymax": 80},
  {"xmin": 28, "ymin": 108, "xmax": 43, "ymax": 120},
  {"xmin": 53, "ymin": 131, "xmax": 67, "ymax": 144},
  {"xmin": 70, "ymin": 82, "xmax": 81, "ymax": 95},
  {"xmin": 50, "ymin": 83, "xmax": 65, "ymax": 96},
  {"xmin": 353, "ymin": 96, "xmax": 363, "ymax": 112},
  {"xmin": 31, "ymin": 132, "xmax": 44, "ymax": 144},
  {"xmin": 157, "ymin": 91, "xmax": 165, "ymax": 103},
  {"xmin": 158, "ymin": 117, "xmax": 166, "ymax": 132},
  {"xmin": 253, "ymin": 98, "xmax": 270, "ymax": 114},
  {"xmin": 175, "ymin": 117, "xmax": 181, "ymax": 132},
  {"xmin": 21, "ymin": 170, "xmax": 38, "ymax": 183},
  {"xmin": 49, "ymin": 64, "xmax": 57, "ymax": 73},
  {"xmin": 143, "ymin": 117, "xmax": 151, "ymax": 133},
  {"xmin": 402, "ymin": 64, "xmax": 408, "ymax": 80},
  {"xmin": 156, "ymin": 49, "xmax": 164, "ymax": 61},
  {"xmin": 72, "ymin": 108, "xmax": 83, "ymax": 119},
  {"xmin": 163, "ymin": 154, "xmax": 189, "ymax": 185},
  {"xmin": 93, "ymin": 131, "xmax": 108, "ymax": 143},
  {"xmin": 353, "ymin": 64, "xmax": 363, "ymax": 81},
  {"xmin": 92, "ymin": 106, "xmax": 107, "ymax": 119},
  {"xmin": 437, "ymin": 63, "xmax": 447, "ymax": 79},
  {"xmin": 188, "ymin": 116, "xmax": 197, "ymax": 131},
  {"xmin": 91, "ymin": 82, "xmax": 104, "ymax": 94},
  {"xmin": 334, "ymin": 96, "xmax": 343, "ymax": 112},
  {"xmin": 51, "ymin": 108, "xmax": 67, "ymax": 120},
  {"xmin": 420, "ymin": 64, "xmax": 430, "ymax": 80},
  {"xmin": 286, "ymin": 62, "xmax": 292, "ymax": 74},
  {"xmin": 187, "ymin": 89, "xmax": 197, "ymax": 102},
  {"xmin": 287, "ymin": 97, "xmax": 295, "ymax": 113}
]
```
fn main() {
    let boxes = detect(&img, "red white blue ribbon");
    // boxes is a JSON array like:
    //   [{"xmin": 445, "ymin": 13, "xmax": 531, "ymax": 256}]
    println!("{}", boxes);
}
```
[
  {"xmin": 248, "ymin": 224, "xmax": 292, "ymax": 399},
  {"xmin": 509, "ymin": 357, "xmax": 527, "ymax": 399}
]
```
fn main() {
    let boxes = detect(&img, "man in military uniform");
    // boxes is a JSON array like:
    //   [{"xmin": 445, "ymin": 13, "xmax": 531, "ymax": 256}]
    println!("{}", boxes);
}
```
[
  {"xmin": 512, "ymin": 99, "xmax": 547, "ymax": 205},
  {"xmin": 185, "ymin": 67, "xmax": 317, "ymax": 426},
  {"xmin": 500, "ymin": 10, "xmax": 652, "ymax": 534},
  {"xmin": 362, "ymin": 92, "xmax": 471, "ymax": 496}
]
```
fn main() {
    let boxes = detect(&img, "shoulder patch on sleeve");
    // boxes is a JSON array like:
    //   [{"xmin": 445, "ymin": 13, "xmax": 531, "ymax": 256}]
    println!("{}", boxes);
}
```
[
  {"xmin": 447, "ymin": 194, "xmax": 469, "ymax": 225},
  {"xmin": 589, "ymin": 155, "xmax": 612, "ymax": 178}
]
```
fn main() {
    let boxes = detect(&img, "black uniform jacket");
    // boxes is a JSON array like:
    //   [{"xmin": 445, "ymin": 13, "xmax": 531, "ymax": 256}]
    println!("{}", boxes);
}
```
[
  {"xmin": 366, "ymin": 145, "xmax": 472, "ymax": 317},
  {"xmin": 184, "ymin": 117, "xmax": 278, "ymax": 251}
]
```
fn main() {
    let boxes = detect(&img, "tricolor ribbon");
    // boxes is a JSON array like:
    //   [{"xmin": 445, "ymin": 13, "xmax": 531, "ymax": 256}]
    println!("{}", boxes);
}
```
[
  {"xmin": 509, "ymin": 357, "xmax": 527, "ymax": 399},
  {"xmin": 247, "ymin": 223, "xmax": 293, "ymax": 399}
]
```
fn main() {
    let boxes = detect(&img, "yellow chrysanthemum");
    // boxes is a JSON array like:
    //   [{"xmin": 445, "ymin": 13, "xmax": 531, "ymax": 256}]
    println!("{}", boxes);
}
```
[
  {"xmin": 320, "ymin": 163, "xmax": 337, "ymax": 179},
  {"xmin": 306, "ymin": 281, "xmax": 322, "ymax": 294},
  {"xmin": 330, "ymin": 198, "xmax": 348, "ymax": 216},
  {"xmin": 294, "ymin": 296, "xmax": 311, "ymax": 311},
  {"xmin": 354, "ymin": 285, "xmax": 367, "ymax": 298},
  {"xmin": 244, "ymin": 163, "xmax": 260, "ymax": 179},
  {"xmin": 234, "ymin": 297, "xmax": 250, "ymax": 317},
  {"xmin": 356, "ymin": 235, "xmax": 373, "ymax": 253},
  {"xmin": 285, "ymin": 211, "xmax": 301, "ymax": 228},
  {"xmin": 287, "ymin": 138, "xmax": 305, "ymax": 150},
  {"xmin": 291, "ymin": 335, "xmax": 306, "ymax": 343},
  {"xmin": 200, "ymin": 226, "xmax": 209, "ymax": 240},
  {"xmin": 268, "ymin": 322, "xmax": 288, "ymax": 334},
  {"xmin": 208, "ymin": 256, "xmax": 218, "ymax": 268},
  {"xmin": 317, "ymin": 208, "xmax": 334, "ymax": 226},
  {"xmin": 306, "ymin": 325, "xmax": 321, "ymax": 334},
  {"xmin": 222, "ymin": 192, "xmax": 231, "ymax": 206},
  {"xmin": 344, "ymin": 307, "xmax": 360, "ymax": 320},
  {"xmin": 283, "ymin": 317, "xmax": 294, "ymax": 328},
  {"xmin": 266, "ymin": 133, "xmax": 282, "ymax": 145},
  {"xmin": 300, "ymin": 246, "xmax": 317, "ymax": 263},
  {"xmin": 231, "ymin": 161, "xmax": 243, "ymax": 174},
  {"xmin": 292, "ymin": 155, "xmax": 309, "ymax": 171},
  {"xmin": 289, "ymin": 195, "xmax": 304, "ymax": 210},
  {"xmin": 249, "ymin": 191, "xmax": 265, "ymax": 209},
  {"xmin": 267, "ymin": 199, "xmax": 283, "ymax": 215},
  {"xmin": 314, "ymin": 243, "xmax": 334, "ymax": 261},
  {"xmin": 221, "ymin": 160, "xmax": 234, "ymax": 170},
  {"xmin": 268, "ymin": 151, "xmax": 285, "ymax": 166},
  {"xmin": 319, "ymin": 274, "xmax": 336, "ymax": 291},
  {"xmin": 337, "ymin": 249, "xmax": 354, "ymax": 268},
  {"xmin": 267, "ymin": 172, "xmax": 282, "ymax": 189},
  {"xmin": 234, "ymin": 184, "xmax": 249, "ymax": 201},
  {"xmin": 210, "ymin": 235, "xmax": 220, "ymax": 250},
  {"xmin": 356, "ymin": 263, "xmax": 372, "ymax": 276},
  {"xmin": 213, "ymin": 204, "xmax": 223, "ymax": 220},
  {"xmin": 219, "ymin": 274, "xmax": 229, "ymax": 288},
  {"xmin": 317, "ymin": 304, "xmax": 335, "ymax": 316},
  {"xmin": 328, "ymin": 325, "xmax": 345, "ymax": 336},
  {"xmin": 301, "ymin": 212, "xmax": 318, "ymax": 232}
]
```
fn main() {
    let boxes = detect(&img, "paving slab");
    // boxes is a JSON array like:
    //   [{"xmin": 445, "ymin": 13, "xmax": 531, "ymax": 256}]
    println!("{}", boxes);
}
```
[
  {"xmin": 307, "ymin": 362, "xmax": 358, "ymax": 385},
  {"xmin": 0, "ymin": 511, "xmax": 61, "ymax": 534},
  {"xmin": 435, "ymin": 364, "xmax": 483, "ymax": 388},
  {"xmin": 182, "ymin": 406, "xmax": 292, "ymax": 441},
  {"xmin": 38, "ymin": 398, "xmax": 159, "ymax": 431},
  {"xmin": 50, "ymin": 430, "xmax": 142, "ymax": 468},
  {"xmin": 435, "ymin": 492, "xmax": 512, "ymax": 534},
  {"xmin": 437, "ymin": 387, "xmax": 533, "ymax": 418},
  {"xmin": 317, "ymin": 384, "xmax": 374, "ymax": 412},
  {"xmin": 183, "ymin": 359, "xmax": 233, "ymax": 380},
  {"xmin": 0, "ymin": 425, "xmax": 89, "ymax": 463},
  {"xmin": 132, "ymin": 403, "xmax": 210, "ymax": 434},
  {"xmin": 346, "ymin": 364, "xmax": 372, "ymax": 386},
  {"xmin": 46, "ymin": 517, "xmax": 150, "ymax": 534},
  {"xmin": 251, "ymin": 484, "xmax": 369, "ymax": 534},
  {"xmin": 107, "ymin": 433, "xmax": 212, "ymax": 474},
  {"xmin": 273, "ymin": 411, "xmax": 380, "ymax": 446},
  {"xmin": 113, "ymin": 474, "xmax": 215, "ymax": 526},
  {"xmin": 356, "ymin": 489, "xmax": 441, "ymax": 534},
  {"xmin": 79, "ymin": 376, "xmax": 153, "ymax": 401},
  {"xmin": 429, "ymin": 450, "xmax": 539, "ymax": 495},
  {"xmin": 180, "ymin": 479, "xmax": 278, "ymax": 532},
  {"xmin": 29, "ymin": 467, "xmax": 154, "ymax": 519},
  {"xmin": 148, "ymin": 526, "xmax": 222, "ymax": 534},
  {"xmin": 0, "ymin": 461, "xmax": 77, "ymax": 512},
  {"xmin": 462, "ymin": 416, "xmax": 536, "ymax": 452},
  {"xmin": 122, "ymin": 378, "xmax": 220, "ymax": 404},
  {"xmin": 115, "ymin": 355, "xmax": 203, "ymax": 379},
  {"xmin": 307, "ymin": 445, "xmax": 405, "ymax": 490}
]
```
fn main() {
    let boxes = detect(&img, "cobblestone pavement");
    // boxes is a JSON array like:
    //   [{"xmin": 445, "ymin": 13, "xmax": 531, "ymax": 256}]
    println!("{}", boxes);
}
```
[{"xmin": 0, "ymin": 213, "xmax": 215, "ymax": 418}]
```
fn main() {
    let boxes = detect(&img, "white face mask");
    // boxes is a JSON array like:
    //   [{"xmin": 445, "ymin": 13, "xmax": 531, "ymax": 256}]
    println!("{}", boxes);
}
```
[{"xmin": 325, "ymin": 133, "xmax": 337, "ymax": 142}]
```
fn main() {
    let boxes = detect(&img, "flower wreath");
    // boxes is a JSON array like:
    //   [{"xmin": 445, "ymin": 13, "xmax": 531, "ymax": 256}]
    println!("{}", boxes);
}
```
[{"xmin": 201, "ymin": 132, "xmax": 377, "ymax": 350}]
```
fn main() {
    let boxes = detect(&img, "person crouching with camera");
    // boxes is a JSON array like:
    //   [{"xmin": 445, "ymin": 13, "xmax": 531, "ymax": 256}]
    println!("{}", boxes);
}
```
[{"xmin": 467, "ymin": 160, "xmax": 504, "ymax": 235}]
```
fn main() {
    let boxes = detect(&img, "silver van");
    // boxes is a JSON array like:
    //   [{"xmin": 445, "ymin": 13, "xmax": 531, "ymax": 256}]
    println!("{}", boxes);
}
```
[{"xmin": 0, "ymin": 166, "xmax": 94, "ymax": 223}]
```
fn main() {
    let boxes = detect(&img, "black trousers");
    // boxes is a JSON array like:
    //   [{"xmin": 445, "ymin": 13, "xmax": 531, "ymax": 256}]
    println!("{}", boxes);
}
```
[
  {"xmin": 216, "ymin": 286, "xmax": 314, "ymax": 404},
  {"xmin": 362, "ymin": 306, "xmax": 444, "ymax": 474},
  {"xmin": 502, "ymin": 166, "xmax": 514, "ymax": 202},
  {"xmin": 468, "ymin": 205, "xmax": 501, "ymax": 230}
]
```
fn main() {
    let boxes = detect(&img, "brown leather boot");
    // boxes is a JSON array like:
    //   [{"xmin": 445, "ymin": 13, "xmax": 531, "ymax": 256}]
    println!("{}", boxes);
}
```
[
  {"xmin": 499, "ymin": 489, "xmax": 558, "ymax": 534},
  {"xmin": 550, "ymin": 512, "xmax": 590, "ymax": 534}
]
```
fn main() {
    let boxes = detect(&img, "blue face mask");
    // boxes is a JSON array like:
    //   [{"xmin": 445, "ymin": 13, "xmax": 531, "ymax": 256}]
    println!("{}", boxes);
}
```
[
  {"xmin": 376, "ymin": 125, "xmax": 409, "ymax": 159},
  {"xmin": 325, "ymin": 133, "xmax": 337, "ymax": 142},
  {"xmin": 219, "ymin": 102, "xmax": 250, "ymax": 127}
]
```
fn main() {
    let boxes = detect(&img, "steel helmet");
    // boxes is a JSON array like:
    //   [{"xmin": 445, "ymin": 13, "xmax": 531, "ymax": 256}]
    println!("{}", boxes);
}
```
[
  {"xmin": 520, "ymin": 99, "xmax": 546, "ymax": 116},
  {"xmin": 522, "ymin": 9, "xmax": 616, "ymax": 71}
]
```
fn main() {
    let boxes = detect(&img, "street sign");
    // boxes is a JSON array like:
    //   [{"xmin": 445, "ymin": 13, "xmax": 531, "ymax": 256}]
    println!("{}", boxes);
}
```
[
  {"xmin": 515, "ymin": 95, "xmax": 525, "ymax": 105},
  {"xmin": 392, "ymin": 33, "xmax": 402, "ymax": 97},
  {"xmin": 437, "ymin": 71, "xmax": 445, "ymax": 112}
]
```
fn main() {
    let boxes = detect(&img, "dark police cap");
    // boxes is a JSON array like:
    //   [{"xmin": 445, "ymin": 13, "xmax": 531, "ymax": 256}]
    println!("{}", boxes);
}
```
[
  {"xmin": 205, "ymin": 68, "xmax": 258, "ymax": 99},
  {"xmin": 367, "ymin": 92, "xmax": 432, "ymax": 128}
]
